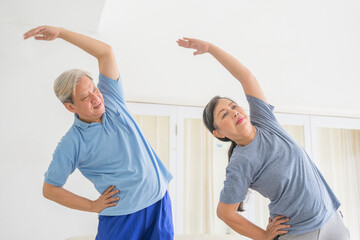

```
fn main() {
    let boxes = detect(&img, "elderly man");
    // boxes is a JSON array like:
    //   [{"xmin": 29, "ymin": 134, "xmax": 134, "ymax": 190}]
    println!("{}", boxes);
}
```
[{"xmin": 24, "ymin": 26, "xmax": 173, "ymax": 240}]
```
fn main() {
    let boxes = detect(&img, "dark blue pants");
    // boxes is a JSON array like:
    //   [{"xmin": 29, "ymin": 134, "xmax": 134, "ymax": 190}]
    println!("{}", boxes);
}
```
[{"xmin": 96, "ymin": 191, "xmax": 174, "ymax": 240}]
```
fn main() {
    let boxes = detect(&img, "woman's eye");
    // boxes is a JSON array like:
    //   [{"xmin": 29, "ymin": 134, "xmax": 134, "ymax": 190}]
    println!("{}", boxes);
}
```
[
  {"xmin": 223, "ymin": 113, "xmax": 227, "ymax": 118},
  {"xmin": 232, "ymin": 105, "xmax": 237, "ymax": 109}
]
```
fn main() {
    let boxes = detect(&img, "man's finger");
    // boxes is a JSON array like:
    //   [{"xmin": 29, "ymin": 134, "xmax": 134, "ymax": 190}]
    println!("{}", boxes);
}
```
[
  {"xmin": 106, "ymin": 196, "xmax": 120, "ymax": 203},
  {"xmin": 103, "ymin": 185, "xmax": 115, "ymax": 194},
  {"xmin": 108, "ymin": 189, "xmax": 119, "ymax": 197},
  {"xmin": 277, "ymin": 230, "xmax": 289, "ymax": 235}
]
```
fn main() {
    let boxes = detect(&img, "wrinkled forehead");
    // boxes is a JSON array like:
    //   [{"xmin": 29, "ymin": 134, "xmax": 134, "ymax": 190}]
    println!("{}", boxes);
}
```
[{"xmin": 74, "ymin": 75, "xmax": 95, "ymax": 96}]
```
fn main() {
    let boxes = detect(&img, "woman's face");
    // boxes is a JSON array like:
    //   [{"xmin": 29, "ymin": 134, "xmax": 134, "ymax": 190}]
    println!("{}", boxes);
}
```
[{"xmin": 212, "ymin": 98, "xmax": 253, "ymax": 143}]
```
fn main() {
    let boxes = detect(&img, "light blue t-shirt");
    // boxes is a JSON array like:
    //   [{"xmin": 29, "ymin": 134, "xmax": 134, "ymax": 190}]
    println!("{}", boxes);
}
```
[
  {"xmin": 220, "ymin": 95, "xmax": 340, "ymax": 236},
  {"xmin": 44, "ymin": 73, "xmax": 173, "ymax": 216}
]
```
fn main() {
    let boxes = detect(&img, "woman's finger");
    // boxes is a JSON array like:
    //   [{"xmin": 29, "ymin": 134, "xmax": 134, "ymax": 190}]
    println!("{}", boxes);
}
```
[
  {"xmin": 276, "ymin": 224, "xmax": 291, "ymax": 230},
  {"xmin": 34, "ymin": 36, "xmax": 46, "ymax": 40},
  {"xmin": 273, "ymin": 215, "xmax": 286, "ymax": 222},
  {"xmin": 277, "ymin": 218, "xmax": 290, "ymax": 224}
]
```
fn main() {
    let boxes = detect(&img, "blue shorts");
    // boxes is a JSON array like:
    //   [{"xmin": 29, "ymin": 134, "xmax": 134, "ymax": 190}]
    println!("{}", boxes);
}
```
[{"xmin": 96, "ymin": 191, "xmax": 174, "ymax": 240}]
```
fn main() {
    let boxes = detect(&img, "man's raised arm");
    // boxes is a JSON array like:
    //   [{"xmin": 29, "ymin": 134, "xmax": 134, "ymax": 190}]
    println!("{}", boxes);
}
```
[{"xmin": 24, "ymin": 25, "xmax": 119, "ymax": 80}]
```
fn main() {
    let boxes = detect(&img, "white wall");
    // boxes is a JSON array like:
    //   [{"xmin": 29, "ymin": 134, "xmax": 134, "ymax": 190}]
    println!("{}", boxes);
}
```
[
  {"xmin": 1, "ymin": 0, "xmax": 360, "ymax": 239},
  {"xmin": 98, "ymin": 0, "xmax": 360, "ymax": 116}
]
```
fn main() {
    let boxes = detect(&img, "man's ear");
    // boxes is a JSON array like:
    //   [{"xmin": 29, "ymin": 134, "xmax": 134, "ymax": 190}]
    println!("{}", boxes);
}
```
[
  {"xmin": 213, "ymin": 129, "xmax": 225, "ymax": 139},
  {"xmin": 64, "ymin": 103, "xmax": 76, "ymax": 113}
]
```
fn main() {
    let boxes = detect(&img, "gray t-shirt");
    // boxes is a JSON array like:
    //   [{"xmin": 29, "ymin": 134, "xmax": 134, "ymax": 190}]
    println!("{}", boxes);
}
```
[{"xmin": 220, "ymin": 95, "xmax": 340, "ymax": 236}]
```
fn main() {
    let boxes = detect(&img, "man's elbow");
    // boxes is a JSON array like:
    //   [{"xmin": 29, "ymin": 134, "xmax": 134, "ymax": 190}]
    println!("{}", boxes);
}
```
[
  {"xmin": 42, "ymin": 182, "xmax": 55, "ymax": 199},
  {"xmin": 100, "ymin": 44, "xmax": 114, "ymax": 58}
]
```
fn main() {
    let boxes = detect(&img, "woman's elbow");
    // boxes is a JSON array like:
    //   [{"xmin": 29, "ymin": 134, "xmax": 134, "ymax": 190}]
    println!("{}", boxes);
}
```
[{"xmin": 217, "ymin": 204, "xmax": 227, "ymax": 221}]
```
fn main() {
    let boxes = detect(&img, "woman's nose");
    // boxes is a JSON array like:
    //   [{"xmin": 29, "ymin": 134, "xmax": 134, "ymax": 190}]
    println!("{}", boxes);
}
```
[{"xmin": 233, "ymin": 112, "xmax": 239, "ymax": 118}]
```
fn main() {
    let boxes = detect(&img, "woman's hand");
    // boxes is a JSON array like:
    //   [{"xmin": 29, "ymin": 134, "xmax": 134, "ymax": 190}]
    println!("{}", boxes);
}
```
[
  {"xmin": 90, "ymin": 185, "xmax": 120, "ymax": 213},
  {"xmin": 264, "ymin": 215, "xmax": 291, "ymax": 240},
  {"xmin": 177, "ymin": 37, "xmax": 211, "ymax": 55},
  {"xmin": 23, "ymin": 25, "xmax": 61, "ymax": 41}
]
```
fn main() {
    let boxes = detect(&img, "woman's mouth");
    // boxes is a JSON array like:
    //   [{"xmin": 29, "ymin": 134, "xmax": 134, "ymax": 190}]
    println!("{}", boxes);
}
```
[{"xmin": 236, "ymin": 116, "xmax": 245, "ymax": 125}]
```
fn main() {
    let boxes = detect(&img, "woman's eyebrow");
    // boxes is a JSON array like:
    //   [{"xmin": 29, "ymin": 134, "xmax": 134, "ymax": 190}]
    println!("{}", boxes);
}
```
[{"xmin": 217, "ymin": 102, "xmax": 234, "ymax": 117}]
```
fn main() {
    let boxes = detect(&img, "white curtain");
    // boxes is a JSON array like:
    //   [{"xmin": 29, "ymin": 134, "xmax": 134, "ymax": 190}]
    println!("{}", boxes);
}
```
[
  {"xmin": 183, "ymin": 118, "xmax": 215, "ymax": 234},
  {"xmin": 133, "ymin": 115, "xmax": 170, "ymax": 167},
  {"xmin": 315, "ymin": 128, "xmax": 360, "ymax": 239}
]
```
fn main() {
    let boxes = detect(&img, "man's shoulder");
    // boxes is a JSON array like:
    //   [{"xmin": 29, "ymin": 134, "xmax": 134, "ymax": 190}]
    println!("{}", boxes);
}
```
[{"xmin": 56, "ymin": 126, "xmax": 81, "ymax": 149}]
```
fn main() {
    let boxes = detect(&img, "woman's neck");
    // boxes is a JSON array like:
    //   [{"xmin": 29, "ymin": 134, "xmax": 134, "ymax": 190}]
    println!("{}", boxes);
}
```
[{"xmin": 236, "ymin": 125, "xmax": 257, "ymax": 146}]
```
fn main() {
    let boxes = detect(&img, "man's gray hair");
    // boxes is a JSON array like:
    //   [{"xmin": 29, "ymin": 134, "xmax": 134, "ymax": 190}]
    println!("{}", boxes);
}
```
[{"xmin": 54, "ymin": 69, "xmax": 93, "ymax": 104}]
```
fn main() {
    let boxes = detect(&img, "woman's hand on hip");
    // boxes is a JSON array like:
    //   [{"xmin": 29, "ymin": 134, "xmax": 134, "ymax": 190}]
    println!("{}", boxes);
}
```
[{"xmin": 264, "ymin": 215, "xmax": 291, "ymax": 240}]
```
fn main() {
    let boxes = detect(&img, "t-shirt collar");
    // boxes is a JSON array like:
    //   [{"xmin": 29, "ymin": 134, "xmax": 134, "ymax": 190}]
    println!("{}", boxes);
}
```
[{"xmin": 73, "ymin": 112, "xmax": 106, "ymax": 128}]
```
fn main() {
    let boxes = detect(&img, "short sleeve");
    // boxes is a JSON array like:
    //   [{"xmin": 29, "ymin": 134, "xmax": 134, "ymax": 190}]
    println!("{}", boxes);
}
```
[
  {"xmin": 97, "ymin": 73, "xmax": 126, "ymax": 111},
  {"xmin": 219, "ymin": 166, "xmax": 251, "ymax": 204},
  {"xmin": 44, "ymin": 149, "xmax": 78, "ymax": 187},
  {"xmin": 246, "ymin": 94, "xmax": 282, "ymax": 131}
]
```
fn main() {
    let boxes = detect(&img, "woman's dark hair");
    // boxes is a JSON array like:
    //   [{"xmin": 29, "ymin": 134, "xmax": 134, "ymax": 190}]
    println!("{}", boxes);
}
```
[{"xmin": 203, "ymin": 96, "xmax": 245, "ymax": 212}]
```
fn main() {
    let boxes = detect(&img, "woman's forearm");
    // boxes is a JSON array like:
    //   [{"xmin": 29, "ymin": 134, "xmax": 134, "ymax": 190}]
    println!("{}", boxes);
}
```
[
  {"xmin": 207, "ymin": 43, "xmax": 268, "ymax": 103},
  {"xmin": 208, "ymin": 44, "xmax": 254, "ymax": 86},
  {"xmin": 220, "ymin": 212, "xmax": 267, "ymax": 240}
]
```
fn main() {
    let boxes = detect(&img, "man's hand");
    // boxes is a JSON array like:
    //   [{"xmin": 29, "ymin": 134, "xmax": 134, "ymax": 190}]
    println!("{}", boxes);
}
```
[
  {"xmin": 90, "ymin": 185, "xmax": 120, "ymax": 213},
  {"xmin": 23, "ymin": 25, "xmax": 61, "ymax": 41},
  {"xmin": 177, "ymin": 37, "xmax": 211, "ymax": 55},
  {"xmin": 264, "ymin": 215, "xmax": 291, "ymax": 240}
]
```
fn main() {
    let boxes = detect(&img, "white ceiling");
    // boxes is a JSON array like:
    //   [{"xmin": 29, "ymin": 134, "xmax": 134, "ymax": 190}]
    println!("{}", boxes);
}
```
[{"xmin": 0, "ymin": 0, "xmax": 105, "ymax": 32}]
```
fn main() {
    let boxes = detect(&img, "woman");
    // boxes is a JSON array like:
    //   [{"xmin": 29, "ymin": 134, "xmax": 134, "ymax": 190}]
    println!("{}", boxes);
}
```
[{"xmin": 177, "ymin": 38, "xmax": 350, "ymax": 240}]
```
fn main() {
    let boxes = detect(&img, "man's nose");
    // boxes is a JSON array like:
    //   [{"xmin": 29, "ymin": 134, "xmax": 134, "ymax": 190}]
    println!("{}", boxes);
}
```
[{"xmin": 89, "ymin": 92, "xmax": 99, "ymax": 103}]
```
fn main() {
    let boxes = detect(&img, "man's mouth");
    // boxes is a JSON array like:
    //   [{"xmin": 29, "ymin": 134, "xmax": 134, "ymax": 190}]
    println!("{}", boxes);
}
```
[{"xmin": 93, "ymin": 102, "xmax": 102, "ymax": 109}]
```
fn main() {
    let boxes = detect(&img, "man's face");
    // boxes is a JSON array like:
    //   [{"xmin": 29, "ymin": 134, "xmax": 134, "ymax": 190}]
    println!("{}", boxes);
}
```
[{"xmin": 65, "ymin": 75, "xmax": 105, "ymax": 123}]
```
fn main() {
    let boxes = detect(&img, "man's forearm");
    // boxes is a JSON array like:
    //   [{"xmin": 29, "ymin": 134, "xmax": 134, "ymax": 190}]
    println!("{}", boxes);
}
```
[
  {"xmin": 58, "ymin": 28, "xmax": 112, "ymax": 61},
  {"xmin": 58, "ymin": 27, "xmax": 119, "ymax": 79},
  {"xmin": 43, "ymin": 183, "xmax": 95, "ymax": 212}
]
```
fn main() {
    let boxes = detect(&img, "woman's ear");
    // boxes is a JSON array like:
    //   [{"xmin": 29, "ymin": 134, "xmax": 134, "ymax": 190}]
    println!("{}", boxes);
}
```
[
  {"xmin": 213, "ymin": 129, "xmax": 225, "ymax": 139},
  {"xmin": 64, "ymin": 103, "xmax": 76, "ymax": 113}
]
